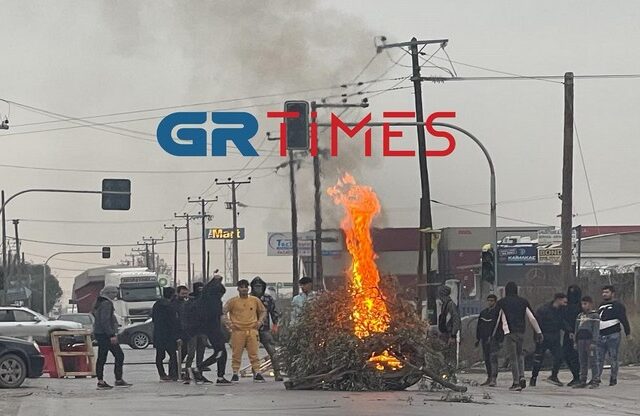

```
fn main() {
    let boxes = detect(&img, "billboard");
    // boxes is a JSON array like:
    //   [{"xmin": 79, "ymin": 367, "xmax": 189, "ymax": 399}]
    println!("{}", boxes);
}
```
[
  {"xmin": 267, "ymin": 230, "xmax": 343, "ymax": 256},
  {"xmin": 497, "ymin": 243, "xmax": 538, "ymax": 264},
  {"xmin": 207, "ymin": 227, "xmax": 245, "ymax": 240}
]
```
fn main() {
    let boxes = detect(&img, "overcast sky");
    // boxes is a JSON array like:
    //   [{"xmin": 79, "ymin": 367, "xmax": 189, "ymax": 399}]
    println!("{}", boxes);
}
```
[{"xmin": 1, "ymin": 0, "xmax": 639, "ymax": 300}]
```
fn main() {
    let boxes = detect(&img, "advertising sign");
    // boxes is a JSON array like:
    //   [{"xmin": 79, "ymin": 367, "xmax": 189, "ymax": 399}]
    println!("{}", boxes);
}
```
[
  {"xmin": 267, "ymin": 231, "xmax": 343, "ymax": 256},
  {"xmin": 207, "ymin": 228, "xmax": 245, "ymax": 240},
  {"xmin": 497, "ymin": 243, "xmax": 538, "ymax": 264}
]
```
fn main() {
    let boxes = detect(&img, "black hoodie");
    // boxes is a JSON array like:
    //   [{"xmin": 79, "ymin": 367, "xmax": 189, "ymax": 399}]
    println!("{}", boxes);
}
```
[
  {"xmin": 250, "ymin": 276, "xmax": 279, "ymax": 332},
  {"xmin": 186, "ymin": 279, "xmax": 226, "ymax": 334},
  {"xmin": 152, "ymin": 297, "xmax": 179, "ymax": 343},
  {"xmin": 563, "ymin": 285, "xmax": 582, "ymax": 335},
  {"xmin": 496, "ymin": 282, "xmax": 541, "ymax": 335}
]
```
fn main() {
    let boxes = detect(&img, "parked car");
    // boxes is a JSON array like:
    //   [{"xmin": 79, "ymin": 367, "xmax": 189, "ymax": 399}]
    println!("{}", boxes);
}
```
[
  {"xmin": 0, "ymin": 306, "xmax": 83, "ymax": 345},
  {"xmin": 118, "ymin": 318, "xmax": 153, "ymax": 349},
  {"xmin": 0, "ymin": 336, "xmax": 44, "ymax": 388},
  {"xmin": 56, "ymin": 313, "xmax": 94, "ymax": 332}
]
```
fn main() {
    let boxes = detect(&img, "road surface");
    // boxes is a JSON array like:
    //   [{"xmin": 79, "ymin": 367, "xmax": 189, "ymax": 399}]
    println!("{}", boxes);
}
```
[{"xmin": 1, "ymin": 347, "xmax": 639, "ymax": 416}]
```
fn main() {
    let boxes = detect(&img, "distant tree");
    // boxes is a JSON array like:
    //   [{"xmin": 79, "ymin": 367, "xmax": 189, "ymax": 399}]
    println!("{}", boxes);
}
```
[{"xmin": 0, "ymin": 263, "xmax": 62, "ymax": 315}]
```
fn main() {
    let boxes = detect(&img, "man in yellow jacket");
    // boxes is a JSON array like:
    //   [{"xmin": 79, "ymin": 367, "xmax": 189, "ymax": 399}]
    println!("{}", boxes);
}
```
[{"xmin": 224, "ymin": 279, "xmax": 267, "ymax": 382}]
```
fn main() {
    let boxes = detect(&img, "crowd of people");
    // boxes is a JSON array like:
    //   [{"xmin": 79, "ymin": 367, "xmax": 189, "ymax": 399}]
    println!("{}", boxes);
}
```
[
  {"xmin": 90, "ymin": 274, "xmax": 315, "ymax": 390},
  {"xmin": 91, "ymin": 275, "xmax": 632, "ymax": 392},
  {"xmin": 471, "ymin": 282, "xmax": 631, "ymax": 391}
]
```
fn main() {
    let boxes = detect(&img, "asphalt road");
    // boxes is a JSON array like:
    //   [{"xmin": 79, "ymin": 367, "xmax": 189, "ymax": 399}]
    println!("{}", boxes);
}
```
[{"xmin": 1, "ymin": 347, "xmax": 639, "ymax": 416}]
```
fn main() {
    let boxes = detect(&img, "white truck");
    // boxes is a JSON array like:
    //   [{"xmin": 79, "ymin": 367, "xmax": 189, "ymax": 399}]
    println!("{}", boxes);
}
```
[{"xmin": 73, "ymin": 266, "xmax": 162, "ymax": 326}]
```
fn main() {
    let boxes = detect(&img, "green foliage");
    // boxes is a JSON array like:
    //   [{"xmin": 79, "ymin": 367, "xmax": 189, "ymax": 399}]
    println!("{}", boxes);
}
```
[{"xmin": 0, "ymin": 263, "xmax": 62, "ymax": 314}]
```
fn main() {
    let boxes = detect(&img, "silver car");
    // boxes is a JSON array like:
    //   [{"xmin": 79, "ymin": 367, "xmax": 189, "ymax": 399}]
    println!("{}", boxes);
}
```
[{"xmin": 0, "ymin": 307, "xmax": 83, "ymax": 344}]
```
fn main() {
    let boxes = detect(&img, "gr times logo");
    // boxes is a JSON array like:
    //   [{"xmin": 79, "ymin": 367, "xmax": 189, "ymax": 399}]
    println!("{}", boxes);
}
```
[{"xmin": 156, "ymin": 102, "xmax": 456, "ymax": 157}]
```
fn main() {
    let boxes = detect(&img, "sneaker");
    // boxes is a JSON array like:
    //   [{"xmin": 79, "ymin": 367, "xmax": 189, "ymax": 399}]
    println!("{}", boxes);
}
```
[
  {"xmin": 115, "ymin": 380, "xmax": 133, "ymax": 387},
  {"xmin": 274, "ymin": 374, "xmax": 284, "ymax": 382},
  {"xmin": 587, "ymin": 379, "xmax": 600, "ymax": 387},
  {"xmin": 96, "ymin": 380, "xmax": 113, "ymax": 390},
  {"xmin": 546, "ymin": 376, "xmax": 563, "ymax": 387},
  {"xmin": 519, "ymin": 378, "xmax": 527, "ymax": 390},
  {"xmin": 202, "ymin": 366, "xmax": 212, "ymax": 372},
  {"xmin": 254, "ymin": 373, "xmax": 266, "ymax": 383},
  {"xmin": 231, "ymin": 373, "xmax": 239, "ymax": 383},
  {"xmin": 480, "ymin": 378, "xmax": 491, "ymax": 386},
  {"xmin": 530, "ymin": 377, "xmax": 537, "ymax": 387},
  {"xmin": 193, "ymin": 369, "xmax": 212, "ymax": 384},
  {"xmin": 488, "ymin": 378, "xmax": 497, "ymax": 387},
  {"xmin": 588, "ymin": 382, "xmax": 600, "ymax": 389},
  {"xmin": 567, "ymin": 378, "xmax": 580, "ymax": 387},
  {"xmin": 159, "ymin": 375, "xmax": 172, "ymax": 382},
  {"xmin": 509, "ymin": 383, "xmax": 522, "ymax": 392},
  {"xmin": 609, "ymin": 379, "xmax": 617, "ymax": 386},
  {"xmin": 216, "ymin": 377, "xmax": 232, "ymax": 385},
  {"xmin": 572, "ymin": 382, "xmax": 588, "ymax": 389}
]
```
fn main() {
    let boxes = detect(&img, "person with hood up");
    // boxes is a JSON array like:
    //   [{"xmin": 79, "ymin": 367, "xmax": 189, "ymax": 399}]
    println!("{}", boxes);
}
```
[
  {"xmin": 152, "ymin": 287, "xmax": 180, "ymax": 381},
  {"xmin": 496, "ymin": 281, "xmax": 543, "ymax": 392},
  {"xmin": 563, "ymin": 284, "xmax": 583, "ymax": 386},
  {"xmin": 437, "ymin": 285, "xmax": 461, "ymax": 376},
  {"xmin": 250, "ymin": 276, "xmax": 283, "ymax": 382},
  {"xmin": 92, "ymin": 286, "xmax": 131, "ymax": 390},
  {"xmin": 184, "ymin": 281, "xmax": 207, "ymax": 371},
  {"xmin": 187, "ymin": 278, "xmax": 231, "ymax": 385}
]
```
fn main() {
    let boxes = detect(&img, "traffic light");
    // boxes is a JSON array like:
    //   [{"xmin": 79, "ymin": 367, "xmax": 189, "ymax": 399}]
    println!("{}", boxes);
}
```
[
  {"xmin": 481, "ymin": 243, "xmax": 495, "ymax": 283},
  {"xmin": 284, "ymin": 100, "xmax": 309, "ymax": 150},
  {"xmin": 101, "ymin": 179, "xmax": 131, "ymax": 210},
  {"xmin": 101, "ymin": 247, "xmax": 111, "ymax": 259}
]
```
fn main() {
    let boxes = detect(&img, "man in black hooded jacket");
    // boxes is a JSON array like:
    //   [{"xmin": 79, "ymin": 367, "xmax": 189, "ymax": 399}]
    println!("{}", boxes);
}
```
[
  {"xmin": 250, "ymin": 276, "xmax": 283, "ymax": 381},
  {"xmin": 563, "ymin": 285, "xmax": 582, "ymax": 386},
  {"xmin": 186, "ymin": 278, "xmax": 231, "ymax": 385},
  {"xmin": 152, "ymin": 287, "xmax": 179, "ymax": 381},
  {"xmin": 496, "ymin": 281, "xmax": 543, "ymax": 391}
]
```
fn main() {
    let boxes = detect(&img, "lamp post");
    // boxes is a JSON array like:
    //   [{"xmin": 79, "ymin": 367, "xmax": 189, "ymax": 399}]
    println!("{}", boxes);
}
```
[{"xmin": 43, "ymin": 248, "xmax": 110, "ymax": 316}]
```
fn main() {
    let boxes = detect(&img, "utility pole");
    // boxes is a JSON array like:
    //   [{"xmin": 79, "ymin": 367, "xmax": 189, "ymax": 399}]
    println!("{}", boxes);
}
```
[
  {"xmin": 377, "ymin": 37, "xmax": 446, "ymax": 320},
  {"xmin": 560, "ymin": 72, "xmax": 575, "ymax": 287},
  {"xmin": 1, "ymin": 191, "xmax": 6, "ymax": 269},
  {"xmin": 12, "ymin": 220, "xmax": 20, "ymax": 265},
  {"xmin": 125, "ymin": 253, "xmax": 137, "ymax": 267},
  {"xmin": 174, "ymin": 212, "xmax": 194, "ymax": 288},
  {"xmin": 188, "ymin": 196, "xmax": 218, "ymax": 282},
  {"xmin": 131, "ymin": 247, "xmax": 146, "ymax": 267},
  {"xmin": 142, "ymin": 236, "xmax": 163, "ymax": 271},
  {"xmin": 135, "ymin": 241, "xmax": 151, "ymax": 268},
  {"xmin": 164, "ymin": 224, "xmax": 186, "ymax": 288},
  {"xmin": 215, "ymin": 178, "xmax": 251, "ymax": 285},
  {"xmin": 309, "ymin": 100, "xmax": 368, "ymax": 290}
]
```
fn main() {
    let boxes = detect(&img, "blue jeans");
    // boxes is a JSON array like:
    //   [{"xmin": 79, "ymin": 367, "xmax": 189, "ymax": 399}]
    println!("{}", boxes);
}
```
[{"xmin": 597, "ymin": 332, "xmax": 621, "ymax": 382}]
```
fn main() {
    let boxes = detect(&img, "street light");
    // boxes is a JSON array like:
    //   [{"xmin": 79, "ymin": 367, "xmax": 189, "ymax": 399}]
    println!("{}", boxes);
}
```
[{"xmin": 43, "ymin": 248, "xmax": 110, "ymax": 316}]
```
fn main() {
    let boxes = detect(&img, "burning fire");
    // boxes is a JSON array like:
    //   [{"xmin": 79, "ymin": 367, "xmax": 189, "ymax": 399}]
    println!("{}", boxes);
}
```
[{"xmin": 327, "ymin": 173, "xmax": 402, "ymax": 370}]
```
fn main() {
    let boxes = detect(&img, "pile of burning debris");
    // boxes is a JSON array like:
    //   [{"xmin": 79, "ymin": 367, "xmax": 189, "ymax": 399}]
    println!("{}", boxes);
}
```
[{"xmin": 281, "ymin": 174, "xmax": 465, "ymax": 392}]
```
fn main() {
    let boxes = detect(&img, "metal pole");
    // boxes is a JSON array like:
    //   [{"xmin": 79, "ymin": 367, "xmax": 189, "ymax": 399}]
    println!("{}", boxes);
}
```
[
  {"xmin": 289, "ymin": 151, "xmax": 300, "ymax": 296},
  {"xmin": 201, "ymin": 199, "xmax": 206, "ymax": 282},
  {"xmin": 1, "ymin": 190, "xmax": 6, "ymax": 305},
  {"xmin": 186, "ymin": 217, "xmax": 192, "ymax": 288},
  {"xmin": 42, "ymin": 262, "xmax": 47, "ymax": 315},
  {"xmin": 310, "ymin": 238, "xmax": 315, "ymax": 285}
]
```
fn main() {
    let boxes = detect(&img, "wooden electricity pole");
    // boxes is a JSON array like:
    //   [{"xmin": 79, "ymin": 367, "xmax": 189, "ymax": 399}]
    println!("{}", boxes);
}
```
[{"xmin": 560, "ymin": 72, "xmax": 574, "ymax": 287}]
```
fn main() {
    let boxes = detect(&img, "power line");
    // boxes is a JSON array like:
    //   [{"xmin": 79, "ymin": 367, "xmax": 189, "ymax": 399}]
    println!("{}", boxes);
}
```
[
  {"xmin": 0, "ymin": 162, "xmax": 280, "ymax": 175},
  {"xmin": 431, "ymin": 199, "xmax": 552, "ymax": 226},
  {"xmin": 573, "ymin": 119, "xmax": 599, "ymax": 227}
]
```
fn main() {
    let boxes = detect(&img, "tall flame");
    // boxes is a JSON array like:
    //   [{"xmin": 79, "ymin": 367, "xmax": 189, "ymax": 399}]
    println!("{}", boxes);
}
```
[{"xmin": 327, "ymin": 173, "xmax": 389, "ymax": 338}]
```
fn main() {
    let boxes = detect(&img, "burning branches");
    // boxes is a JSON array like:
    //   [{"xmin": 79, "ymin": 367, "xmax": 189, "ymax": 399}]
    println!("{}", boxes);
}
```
[{"xmin": 281, "ymin": 174, "xmax": 463, "ymax": 391}]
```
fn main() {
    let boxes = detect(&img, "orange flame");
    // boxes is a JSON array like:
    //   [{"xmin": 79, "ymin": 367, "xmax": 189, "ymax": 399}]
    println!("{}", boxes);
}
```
[
  {"xmin": 327, "ymin": 173, "xmax": 389, "ymax": 338},
  {"xmin": 327, "ymin": 174, "xmax": 403, "ymax": 371}
]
